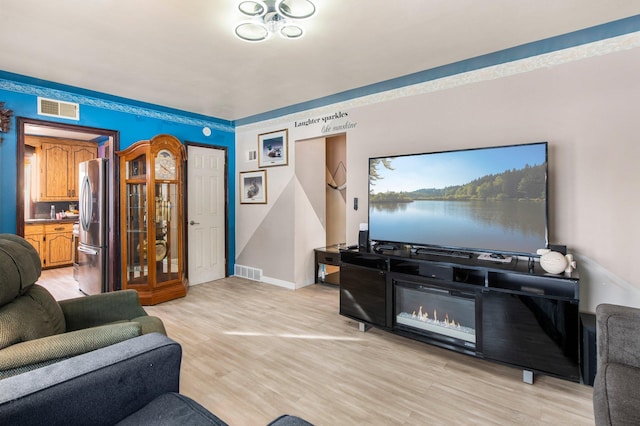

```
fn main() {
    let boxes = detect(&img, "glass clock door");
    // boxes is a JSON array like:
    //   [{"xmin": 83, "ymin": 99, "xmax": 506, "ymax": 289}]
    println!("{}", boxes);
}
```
[
  {"xmin": 125, "ymin": 182, "xmax": 148, "ymax": 283},
  {"xmin": 155, "ymin": 182, "xmax": 179, "ymax": 284}
]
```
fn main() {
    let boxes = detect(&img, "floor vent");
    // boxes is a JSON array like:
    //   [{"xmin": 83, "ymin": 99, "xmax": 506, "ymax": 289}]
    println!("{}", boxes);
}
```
[
  {"xmin": 38, "ymin": 97, "xmax": 80, "ymax": 120},
  {"xmin": 234, "ymin": 264, "xmax": 262, "ymax": 281}
]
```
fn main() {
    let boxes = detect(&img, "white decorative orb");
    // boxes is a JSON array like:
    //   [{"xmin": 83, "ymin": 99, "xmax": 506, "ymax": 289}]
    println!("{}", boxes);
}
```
[{"xmin": 540, "ymin": 251, "xmax": 568, "ymax": 274}]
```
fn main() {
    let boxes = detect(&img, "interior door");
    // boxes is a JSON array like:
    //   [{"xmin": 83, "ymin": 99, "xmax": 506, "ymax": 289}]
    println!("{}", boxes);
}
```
[{"xmin": 187, "ymin": 145, "xmax": 226, "ymax": 285}]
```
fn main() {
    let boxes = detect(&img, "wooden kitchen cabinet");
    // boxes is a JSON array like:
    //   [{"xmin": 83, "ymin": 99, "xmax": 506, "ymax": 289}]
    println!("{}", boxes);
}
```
[
  {"xmin": 38, "ymin": 142, "xmax": 70, "ymax": 200},
  {"xmin": 24, "ymin": 222, "xmax": 74, "ymax": 269},
  {"xmin": 69, "ymin": 143, "xmax": 97, "ymax": 198},
  {"xmin": 24, "ymin": 224, "xmax": 45, "ymax": 268},
  {"xmin": 30, "ymin": 137, "xmax": 97, "ymax": 201},
  {"xmin": 45, "ymin": 223, "xmax": 74, "ymax": 268}
]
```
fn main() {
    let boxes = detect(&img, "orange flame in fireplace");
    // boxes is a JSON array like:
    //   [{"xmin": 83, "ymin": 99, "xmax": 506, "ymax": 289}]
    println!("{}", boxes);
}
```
[{"xmin": 411, "ymin": 306, "xmax": 461, "ymax": 329}]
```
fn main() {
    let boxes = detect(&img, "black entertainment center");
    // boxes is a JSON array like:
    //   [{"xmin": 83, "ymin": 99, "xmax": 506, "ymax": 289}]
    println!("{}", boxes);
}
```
[
  {"xmin": 341, "ymin": 141, "xmax": 581, "ymax": 383},
  {"xmin": 339, "ymin": 246, "xmax": 580, "ymax": 383}
]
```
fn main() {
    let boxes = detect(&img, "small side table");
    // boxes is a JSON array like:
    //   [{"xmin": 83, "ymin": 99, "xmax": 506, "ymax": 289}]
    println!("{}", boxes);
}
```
[{"xmin": 314, "ymin": 245, "xmax": 343, "ymax": 285}]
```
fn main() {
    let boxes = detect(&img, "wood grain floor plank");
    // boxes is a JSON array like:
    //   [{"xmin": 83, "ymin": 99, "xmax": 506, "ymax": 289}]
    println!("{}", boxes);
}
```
[{"xmin": 38, "ymin": 270, "xmax": 595, "ymax": 425}]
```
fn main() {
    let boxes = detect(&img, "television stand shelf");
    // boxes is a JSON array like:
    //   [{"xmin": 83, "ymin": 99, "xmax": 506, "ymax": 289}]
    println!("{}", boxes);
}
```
[
  {"xmin": 314, "ymin": 245, "xmax": 342, "ymax": 285},
  {"xmin": 339, "ymin": 247, "xmax": 580, "ymax": 383}
]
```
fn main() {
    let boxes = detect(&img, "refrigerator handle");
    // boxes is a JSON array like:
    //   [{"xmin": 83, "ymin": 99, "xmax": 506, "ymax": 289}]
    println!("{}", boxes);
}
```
[
  {"xmin": 78, "ymin": 245, "xmax": 99, "ymax": 256},
  {"xmin": 79, "ymin": 175, "xmax": 92, "ymax": 231}
]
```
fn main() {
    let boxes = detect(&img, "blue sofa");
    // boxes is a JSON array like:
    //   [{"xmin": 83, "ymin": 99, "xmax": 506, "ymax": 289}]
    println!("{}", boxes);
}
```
[{"xmin": 0, "ymin": 333, "xmax": 311, "ymax": 426}]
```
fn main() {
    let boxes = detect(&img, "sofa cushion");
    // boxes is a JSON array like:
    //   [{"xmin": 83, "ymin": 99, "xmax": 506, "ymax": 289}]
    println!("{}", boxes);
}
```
[
  {"xmin": 0, "ymin": 322, "xmax": 141, "ymax": 379},
  {"xmin": 116, "ymin": 392, "xmax": 228, "ymax": 426},
  {"xmin": 0, "ymin": 284, "xmax": 65, "ymax": 349},
  {"xmin": 597, "ymin": 304, "xmax": 640, "ymax": 369},
  {"xmin": 0, "ymin": 333, "xmax": 181, "ymax": 426},
  {"xmin": 0, "ymin": 234, "xmax": 42, "ymax": 306},
  {"xmin": 594, "ymin": 362, "xmax": 640, "ymax": 425}
]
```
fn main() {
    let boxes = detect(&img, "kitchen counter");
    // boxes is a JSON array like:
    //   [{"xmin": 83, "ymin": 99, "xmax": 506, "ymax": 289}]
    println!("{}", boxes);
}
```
[{"xmin": 26, "ymin": 218, "xmax": 79, "ymax": 224}]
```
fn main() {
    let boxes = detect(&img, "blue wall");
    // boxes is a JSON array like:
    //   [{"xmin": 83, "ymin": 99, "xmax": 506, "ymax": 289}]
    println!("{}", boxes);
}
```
[{"xmin": 0, "ymin": 73, "xmax": 236, "ymax": 275}]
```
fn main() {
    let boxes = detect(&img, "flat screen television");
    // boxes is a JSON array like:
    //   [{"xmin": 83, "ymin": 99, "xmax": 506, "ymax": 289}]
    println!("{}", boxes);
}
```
[{"xmin": 368, "ymin": 142, "xmax": 548, "ymax": 256}]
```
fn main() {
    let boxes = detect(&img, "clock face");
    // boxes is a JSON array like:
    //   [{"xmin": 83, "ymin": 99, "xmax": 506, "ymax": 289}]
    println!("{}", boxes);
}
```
[{"xmin": 155, "ymin": 149, "xmax": 176, "ymax": 180}]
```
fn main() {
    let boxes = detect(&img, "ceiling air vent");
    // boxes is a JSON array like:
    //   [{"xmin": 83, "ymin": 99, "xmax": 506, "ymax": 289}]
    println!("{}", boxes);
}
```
[{"xmin": 37, "ymin": 97, "xmax": 80, "ymax": 120}]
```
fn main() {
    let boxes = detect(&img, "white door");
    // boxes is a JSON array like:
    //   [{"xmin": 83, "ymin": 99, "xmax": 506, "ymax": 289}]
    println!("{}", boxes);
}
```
[{"xmin": 187, "ymin": 145, "xmax": 226, "ymax": 285}]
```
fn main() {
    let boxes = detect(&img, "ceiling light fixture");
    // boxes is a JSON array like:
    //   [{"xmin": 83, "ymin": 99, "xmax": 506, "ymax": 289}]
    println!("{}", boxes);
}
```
[{"xmin": 234, "ymin": 0, "xmax": 316, "ymax": 42}]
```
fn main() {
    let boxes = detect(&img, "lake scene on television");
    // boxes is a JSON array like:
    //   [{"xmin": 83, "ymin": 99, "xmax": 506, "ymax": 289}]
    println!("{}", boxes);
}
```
[{"xmin": 368, "ymin": 143, "xmax": 547, "ymax": 254}]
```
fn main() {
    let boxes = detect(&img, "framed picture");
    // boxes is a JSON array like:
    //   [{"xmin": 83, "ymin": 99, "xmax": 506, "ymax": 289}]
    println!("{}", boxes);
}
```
[
  {"xmin": 240, "ymin": 170, "xmax": 267, "ymax": 204},
  {"xmin": 258, "ymin": 129, "xmax": 288, "ymax": 167}
]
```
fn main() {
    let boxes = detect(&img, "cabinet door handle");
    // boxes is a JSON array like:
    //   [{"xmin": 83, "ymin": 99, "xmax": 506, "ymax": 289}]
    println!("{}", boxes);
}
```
[{"xmin": 54, "ymin": 227, "xmax": 65, "ymax": 231}]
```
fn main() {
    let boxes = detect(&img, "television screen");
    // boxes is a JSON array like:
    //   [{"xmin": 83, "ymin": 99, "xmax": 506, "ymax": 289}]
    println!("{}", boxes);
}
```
[{"xmin": 368, "ymin": 142, "xmax": 548, "ymax": 256}]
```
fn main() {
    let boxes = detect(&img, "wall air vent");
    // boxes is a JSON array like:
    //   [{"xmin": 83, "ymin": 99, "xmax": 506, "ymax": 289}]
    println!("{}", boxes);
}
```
[
  {"xmin": 37, "ymin": 97, "xmax": 80, "ymax": 120},
  {"xmin": 234, "ymin": 264, "xmax": 262, "ymax": 281}
]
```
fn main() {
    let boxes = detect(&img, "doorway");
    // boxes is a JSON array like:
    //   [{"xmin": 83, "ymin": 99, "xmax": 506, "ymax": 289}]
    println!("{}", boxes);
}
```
[
  {"xmin": 325, "ymin": 134, "xmax": 346, "ymax": 246},
  {"xmin": 186, "ymin": 144, "xmax": 228, "ymax": 285},
  {"xmin": 16, "ymin": 117, "xmax": 119, "ymax": 291},
  {"xmin": 294, "ymin": 133, "xmax": 347, "ymax": 247},
  {"xmin": 294, "ymin": 134, "xmax": 346, "ymax": 285}
]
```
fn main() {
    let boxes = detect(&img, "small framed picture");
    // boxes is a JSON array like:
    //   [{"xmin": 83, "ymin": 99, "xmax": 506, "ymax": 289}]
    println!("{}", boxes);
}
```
[
  {"xmin": 240, "ymin": 170, "xmax": 267, "ymax": 204},
  {"xmin": 258, "ymin": 129, "xmax": 288, "ymax": 167}
]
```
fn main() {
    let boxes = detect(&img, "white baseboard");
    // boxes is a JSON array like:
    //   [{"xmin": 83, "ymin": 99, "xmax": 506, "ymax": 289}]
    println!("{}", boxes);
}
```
[{"xmin": 232, "ymin": 273, "xmax": 315, "ymax": 290}]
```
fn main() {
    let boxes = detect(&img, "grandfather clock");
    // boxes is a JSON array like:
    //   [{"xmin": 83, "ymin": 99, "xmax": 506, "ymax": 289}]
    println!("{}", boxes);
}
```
[{"xmin": 118, "ymin": 134, "xmax": 187, "ymax": 305}]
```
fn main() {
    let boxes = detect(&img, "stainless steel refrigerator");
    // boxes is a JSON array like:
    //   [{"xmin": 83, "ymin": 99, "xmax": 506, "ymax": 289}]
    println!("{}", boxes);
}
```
[{"xmin": 77, "ymin": 158, "xmax": 108, "ymax": 295}]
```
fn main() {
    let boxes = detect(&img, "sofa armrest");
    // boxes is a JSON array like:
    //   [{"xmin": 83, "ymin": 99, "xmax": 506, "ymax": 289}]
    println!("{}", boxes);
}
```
[
  {"xmin": 0, "ymin": 322, "xmax": 141, "ymax": 378},
  {"xmin": 596, "ymin": 303, "xmax": 640, "ymax": 369},
  {"xmin": 0, "ymin": 333, "xmax": 181, "ymax": 426},
  {"xmin": 59, "ymin": 289, "xmax": 149, "ymax": 331}
]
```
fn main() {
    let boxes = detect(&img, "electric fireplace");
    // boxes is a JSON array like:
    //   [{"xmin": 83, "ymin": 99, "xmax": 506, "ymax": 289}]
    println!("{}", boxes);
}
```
[{"xmin": 393, "ymin": 276, "xmax": 480, "ymax": 353}]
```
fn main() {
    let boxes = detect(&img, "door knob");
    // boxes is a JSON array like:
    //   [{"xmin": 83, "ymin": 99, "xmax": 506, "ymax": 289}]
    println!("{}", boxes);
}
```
[{"xmin": 189, "ymin": 220, "xmax": 200, "ymax": 225}]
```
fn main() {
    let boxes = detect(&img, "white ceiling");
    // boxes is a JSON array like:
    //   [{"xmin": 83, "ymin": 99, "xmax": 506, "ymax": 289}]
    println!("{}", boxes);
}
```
[{"xmin": 2, "ymin": 1, "xmax": 640, "ymax": 122}]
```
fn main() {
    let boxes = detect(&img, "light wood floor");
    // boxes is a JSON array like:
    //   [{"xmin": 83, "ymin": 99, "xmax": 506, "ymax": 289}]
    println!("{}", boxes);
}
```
[{"xmin": 39, "ymin": 268, "xmax": 595, "ymax": 425}]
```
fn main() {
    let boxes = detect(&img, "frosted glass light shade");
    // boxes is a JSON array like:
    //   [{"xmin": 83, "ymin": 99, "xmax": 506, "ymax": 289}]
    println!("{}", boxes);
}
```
[
  {"xmin": 238, "ymin": 1, "xmax": 267, "ymax": 17},
  {"xmin": 235, "ymin": 21, "xmax": 269, "ymax": 42},
  {"xmin": 277, "ymin": 0, "xmax": 316, "ymax": 19}
]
